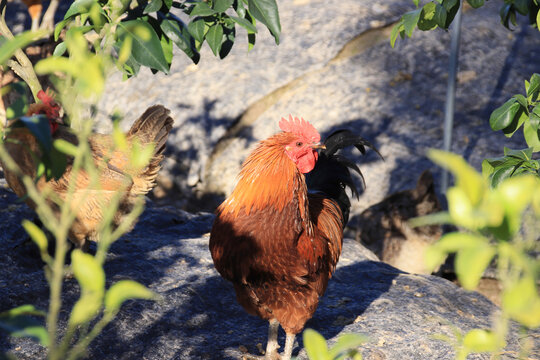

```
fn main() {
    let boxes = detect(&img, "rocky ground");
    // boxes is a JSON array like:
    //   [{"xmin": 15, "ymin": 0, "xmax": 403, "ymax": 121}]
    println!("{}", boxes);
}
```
[
  {"xmin": 1, "ymin": 183, "xmax": 538, "ymax": 360},
  {"xmin": 2, "ymin": 0, "xmax": 540, "ymax": 359}
]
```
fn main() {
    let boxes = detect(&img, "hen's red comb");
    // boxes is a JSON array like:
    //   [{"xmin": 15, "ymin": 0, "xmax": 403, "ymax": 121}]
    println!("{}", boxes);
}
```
[{"xmin": 278, "ymin": 115, "xmax": 320, "ymax": 142}]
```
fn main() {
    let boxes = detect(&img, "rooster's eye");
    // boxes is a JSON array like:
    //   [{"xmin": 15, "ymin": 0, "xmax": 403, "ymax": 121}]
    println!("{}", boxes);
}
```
[{"xmin": 296, "ymin": 142, "xmax": 303, "ymax": 147}]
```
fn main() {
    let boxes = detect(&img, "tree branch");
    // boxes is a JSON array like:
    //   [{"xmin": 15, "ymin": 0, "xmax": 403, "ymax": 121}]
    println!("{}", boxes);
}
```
[{"xmin": 0, "ymin": 6, "xmax": 43, "ymax": 101}]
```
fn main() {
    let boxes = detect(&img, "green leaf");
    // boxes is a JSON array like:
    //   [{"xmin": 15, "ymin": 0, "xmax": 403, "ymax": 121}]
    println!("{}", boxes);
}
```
[
  {"xmin": 434, "ymin": 3, "xmax": 448, "ymax": 28},
  {"xmin": 230, "ymin": 15, "xmax": 258, "ymax": 33},
  {"xmin": 0, "ymin": 314, "xmax": 49, "ymax": 346},
  {"xmin": 428, "ymin": 150, "xmax": 485, "ymax": 206},
  {"xmin": 502, "ymin": 110, "xmax": 527, "ymax": 138},
  {"xmin": 390, "ymin": 20, "xmax": 405, "ymax": 48},
  {"xmin": 105, "ymin": 280, "xmax": 157, "ymax": 314},
  {"xmin": 213, "ymin": 0, "xmax": 234, "ymax": 12},
  {"xmin": 527, "ymin": 73, "xmax": 540, "ymax": 100},
  {"xmin": 503, "ymin": 147, "xmax": 533, "ymax": 160},
  {"xmin": 489, "ymin": 98, "xmax": 520, "ymax": 131},
  {"xmin": 53, "ymin": 42, "xmax": 67, "ymax": 57},
  {"xmin": 466, "ymin": 0, "xmax": 484, "ymax": 9},
  {"xmin": 64, "ymin": 0, "xmax": 95, "ymax": 19},
  {"xmin": 248, "ymin": 0, "xmax": 281, "ymax": 44},
  {"xmin": 206, "ymin": 23, "xmax": 224, "ymax": 56},
  {"xmin": 442, "ymin": 0, "xmax": 459, "ymax": 11},
  {"xmin": 413, "ymin": 0, "xmax": 420, "ymax": 7},
  {"xmin": 455, "ymin": 243, "xmax": 495, "ymax": 290},
  {"xmin": 54, "ymin": 18, "xmax": 70, "ymax": 41},
  {"xmin": 190, "ymin": 2, "xmax": 217, "ymax": 16},
  {"xmin": 117, "ymin": 20, "xmax": 170, "ymax": 74},
  {"xmin": 0, "ymin": 305, "xmax": 48, "ymax": 347},
  {"xmin": 524, "ymin": 120, "xmax": 540, "ymax": 151},
  {"xmin": 22, "ymin": 220, "xmax": 48, "ymax": 255},
  {"xmin": 303, "ymin": 329, "xmax": 330, "ymax": 360},
  {"xmin": 418, "ymin": 2, "xmax": 438, "ymax": 31},
  {"xmin": 0, "ymin": 305, "xmax": 46, "ymax": 318},
  {"xmin": 490, "ymin": 165, "xmax": 516, "ymax": 188},
  {"xmin": 161, "ymin": 18, "xmax": 200, "ymax": 64},
  {"xmin": 72, "ymin": 250, "xmax": 105, "ymax": 293},
  {"xmin": 54, "ymin": 138, "xmax": 79, "ymax": 156},
  {"xmin": 70, "ymin": 250, "xmax": 105, "ymax": 326},
  {"xmin": 161, "ymin": 33, "xmax": 173, "ymax": 65},
  {"xmin": 502, "ymin": 276, "xmax": 540, "ymax": 328},
  {"xmin": 219, "ymin": 20, "xmax": 236, "ymax": 59},
  {"xmin": 530, "ymin": 105, "xmax": 540, "ymax": 131},
  {"xmin": 482, "ymin": 159, "xmax": 495, "ymax": 181},
  {"xmin": 500, "ymin": 3, "xmax": 512, "ymax": 29},
  {"xmin": 144, "ymin": 0, "xmax": 163, "ymax": 13},
  {"xmin": 329, "ymin": 333, "xmax": 367, "ymax": 359},
  {"xmin": 513, "ymin": 93, "xmax": 529, "ymax": 109},
  {"xmin": 70, "ymin": 294, "xmax": 102, "ymax": 326},
  {"xmin": 463, "ymin": 329, "xmax": 501, "ymax": 352},
  {"xmin": 402, "ymin": 8, "xmax": 422, "ymax": 37},
  {"xmin": 234, "ymin": 0, "xmax": 246, "ymax": 17},
  {"xmin": 496, "ymin": 175, "xmax": 539, "ymax": 235},
  {"xmin": 514, "ymin": 0, "xmax": 529, "ymax": 15},
  {"xmin": 188, "ymin": 18, "xmax": 206, "ymax": 42},
  {"xmin": 426, "ymin": 232, "xmax": 490, "ymax": 274},
  {"xmin": 0, "ymin": 30, "xmax": 48, "ymax": 66}
]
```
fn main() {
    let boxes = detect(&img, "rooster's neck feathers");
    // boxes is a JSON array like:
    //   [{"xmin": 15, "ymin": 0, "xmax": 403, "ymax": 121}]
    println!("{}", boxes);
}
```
[{"xmin": 220, "ymin": 133, "xmax": 313, "ymax": 233}]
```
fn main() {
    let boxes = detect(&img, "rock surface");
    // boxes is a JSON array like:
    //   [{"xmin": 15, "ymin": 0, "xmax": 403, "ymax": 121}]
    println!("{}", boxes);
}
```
[
  {"xmin": 1, "ymin": 185, "xmax": 538, "ymax": 360},
  {"xmin": 91, "ymin": 0, "xmax": 539, "ymax": 215}
]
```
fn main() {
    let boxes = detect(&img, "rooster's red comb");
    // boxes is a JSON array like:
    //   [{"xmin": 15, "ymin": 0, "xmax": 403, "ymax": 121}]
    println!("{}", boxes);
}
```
[{"xmin": 278, "ymin": 115, "xmax": 320, "ymax": 142}]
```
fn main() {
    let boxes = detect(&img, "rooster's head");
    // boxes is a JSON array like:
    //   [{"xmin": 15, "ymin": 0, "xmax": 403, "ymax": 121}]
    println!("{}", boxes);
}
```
[{"xmin": 279, "ymin": 115, "xmax": 325, "ymax": 174}]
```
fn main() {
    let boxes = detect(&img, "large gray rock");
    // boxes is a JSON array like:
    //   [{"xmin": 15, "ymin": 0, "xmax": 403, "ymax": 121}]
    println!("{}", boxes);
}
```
[
  {"xmin": 93, "ymin": 0, "xmax": 539, "ymax": 215},
  {"xmin": 1, "ymin": 186, "xmax": 538, "ymax": 360}
]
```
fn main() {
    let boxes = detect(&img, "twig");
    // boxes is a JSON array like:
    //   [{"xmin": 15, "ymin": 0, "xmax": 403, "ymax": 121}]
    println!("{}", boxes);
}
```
[{"xmin": 0, "ymin": 6, "xmax": 43, "ymax": 100}]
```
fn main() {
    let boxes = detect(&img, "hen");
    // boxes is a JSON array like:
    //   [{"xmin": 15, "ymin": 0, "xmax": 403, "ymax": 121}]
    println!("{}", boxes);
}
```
[
  {"xmin": 1, "ymin": 90, "xmax": 174, "ymax": 249},
  {"xmin": 209, "ymin": 116, "xmax": 381, "ymax": 359},
  {"xmin": 356, "ymin": 170, "xmax": 442, "ymax": 274}
]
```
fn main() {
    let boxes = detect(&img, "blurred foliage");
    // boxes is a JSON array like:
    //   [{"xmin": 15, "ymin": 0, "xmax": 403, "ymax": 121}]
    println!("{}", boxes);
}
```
[
  {"xmin": 391, "ymin": 0, "xmax": 540, "ymax": 47},
  {"xmin": 411, "ymin": 150, "xmax": 539, "ymax": 359},
  {"xmin": 304, "ymin": 329, "xmax": 367, "ymax": 360},
  {"xmin": 391, "ymin": 2, "xmax": 539, "ymax": 358}
]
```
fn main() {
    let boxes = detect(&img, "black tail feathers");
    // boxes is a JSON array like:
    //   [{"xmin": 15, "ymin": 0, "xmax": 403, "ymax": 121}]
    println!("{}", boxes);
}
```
[{"xmin": 306, "ymin": 130, "xmax": 383, "ymax": 225}]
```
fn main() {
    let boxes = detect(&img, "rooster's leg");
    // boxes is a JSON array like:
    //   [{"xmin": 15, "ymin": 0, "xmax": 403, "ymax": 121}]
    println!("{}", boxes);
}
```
[
  {"xmin": 264, "ymin": 319, "xmax": 279, "ymax": 359},
  {"xmin": 281, "ymin": 333, "xmax": 295, "ymax": 360}
]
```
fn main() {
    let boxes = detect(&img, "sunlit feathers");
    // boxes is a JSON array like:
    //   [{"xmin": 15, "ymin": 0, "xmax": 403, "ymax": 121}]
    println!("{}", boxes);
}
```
[{"xmin": 220, "ymin": 132, "xmax": 303, "ymax": 217}]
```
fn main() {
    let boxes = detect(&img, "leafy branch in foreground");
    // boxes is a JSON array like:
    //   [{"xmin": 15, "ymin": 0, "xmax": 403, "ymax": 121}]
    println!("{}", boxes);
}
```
[
  {"xmin": 54, "ymin": 0, "xmax": 281, "ymax": 78},
  {"xmin": 304, "ymin": 329, "xmax": 367, "ymax": 360},
  {"xmin": 391, "ymin": 0, "xmax": 540, "ymax": 47},
  {"xmin": 411, "ymin": 150, "xmax": 540, "ymax": 359},
  {"xmin": 0, "ymin": 14, "xmax": 162, "ymax": 360},
  {"xmin": 483, "ymin": 73, "xmax": 540, "ymax": 187}
]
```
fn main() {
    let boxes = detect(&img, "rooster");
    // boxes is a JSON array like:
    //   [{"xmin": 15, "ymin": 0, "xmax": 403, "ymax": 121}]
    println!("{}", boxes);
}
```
[
  {"xmin": 209, "ymin": 116, "xmax": 381, "ymax": 359},
  {"xmin": 1, "ymin": 90, "xmax": 174, "ymax": 249}
]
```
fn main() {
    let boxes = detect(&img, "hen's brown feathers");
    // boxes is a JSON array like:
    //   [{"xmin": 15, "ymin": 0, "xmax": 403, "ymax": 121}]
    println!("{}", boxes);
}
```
[{"xmin": 1, "ymin": 105, "xmax": 173, "ymax": 248}]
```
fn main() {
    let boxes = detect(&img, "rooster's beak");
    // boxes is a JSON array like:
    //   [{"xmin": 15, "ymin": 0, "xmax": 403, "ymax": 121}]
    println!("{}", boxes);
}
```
[{"xmin": 311, "ymin": 143, "xmax": 326, "ymax": 150}]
